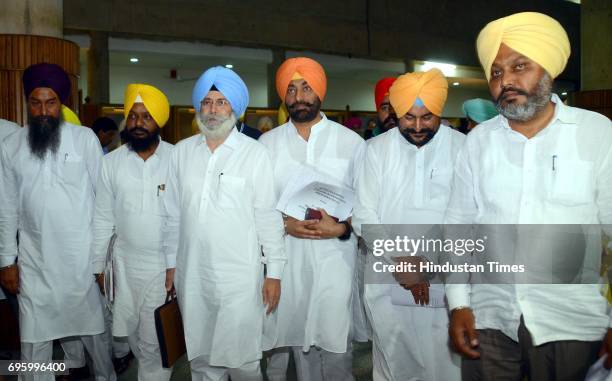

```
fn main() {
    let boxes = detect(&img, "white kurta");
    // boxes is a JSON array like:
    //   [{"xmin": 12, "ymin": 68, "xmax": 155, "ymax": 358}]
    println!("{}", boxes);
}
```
[
  {"xmin": 353, "ymin": 126, "xmax": 464, "ymax": 380},
  {"xmin": 0, "ymin": 120, "xmax": 20, "ymax": 302},
  {"xmin": 92, "ymin": 141, "xmax": 173, "ymax": 337},
  {"xmin": 0, "ymin": 122, "xmax": 105, "ymax": 343},
  {"xmin": 163, "ymin": 128, "xmax": 286, "ymax": 368},
  {"xmin": 0, "ymin": 119, "xmax": 20, "ymax": 142},
  {"xmin": 260, "ymin": 113, "xmax": 366, "ymax": 353},
  {"xmin": 445, "ymin": 94, "xmax": 612, "ymax": 345}
]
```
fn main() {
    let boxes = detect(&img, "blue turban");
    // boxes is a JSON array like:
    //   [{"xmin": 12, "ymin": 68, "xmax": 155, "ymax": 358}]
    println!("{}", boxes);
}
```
[
  {"xmin": 23, "ymin": 63, "xmax": 71, "ymax": 103},
  {"xmin": 462, "ymin": 98, "xmax": 498, "ymax": 124},
  {"xmin": 192, "ymin": 67, "xmax": 249, "ymax": 117}
]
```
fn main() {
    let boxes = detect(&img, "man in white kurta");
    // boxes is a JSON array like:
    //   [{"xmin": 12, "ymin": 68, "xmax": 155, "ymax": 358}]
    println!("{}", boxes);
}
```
[
  {"xmin": 0, "ymin": 120, "xmax": 20, "ymax": 305},
  {"xmin": 164, "ymin": 66, "xmax": 286, "ymax": 381},
  {"xmin": 353, "ymin": 69, "xmax": 462, "ymax": 381},
  {"xmin": 261, "ymin": 57, "xmax": 366, "ymax": 381},
  {"xmin": 92, "ymin": 84, "xmax": 174, "ymax": 381},
  {"xmin": 446, "ymin": 12, "xmax": 612, "ymax": 380},
  {"xmin": 0, "ymin": 63, "xmax": 114, "ymax": 381}
]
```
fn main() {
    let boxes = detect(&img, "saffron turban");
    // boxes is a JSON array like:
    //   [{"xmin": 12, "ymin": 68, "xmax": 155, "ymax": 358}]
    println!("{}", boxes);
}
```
[
  {"xmin": 276, "ymin": 57, "xmax": 327, "ymax": 102},
  {"xmin": 374, "ymin": 77, "xmax": 396, "ymax": 110},
  {"xmin": 192, "ymin": 66, "xmax": 249, "ymax": 117},
  {"xmin": 124, "ymin": 84, "xmax": 170, "ymax": 127},
  {"xmin": 61, "ymin": 105, "xmax": 81, "ymax": 126},
  {"xmin": 23, "ymin": 63, "xmax": 71, "ymax": 103},
  {"xmin": 389, "ymin": 69, "xmax": 448, "ymax": 117},
  {"xmin": 477, "ymin": 12, "xmax": 571, "ymax": 82},
  {"xmin": 462, "ymin": 98, "xmax": 498, "ymax": 123}
]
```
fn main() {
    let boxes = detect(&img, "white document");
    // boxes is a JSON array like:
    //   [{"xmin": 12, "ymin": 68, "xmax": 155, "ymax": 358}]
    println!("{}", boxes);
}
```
[
  {"xmin": 103, "ymin": 233, "xmax": 117, "ymax": 310},
  {"xmin": 390, "ymin": 283, "xmax": 447, "ymax": 308},
  {"xmin": 585, "ymin": 355, "xmax": 611, "ymax": 381},
  {"xmin": 277, "ymin": 165, "xmax": 354, "ymax": 221}
]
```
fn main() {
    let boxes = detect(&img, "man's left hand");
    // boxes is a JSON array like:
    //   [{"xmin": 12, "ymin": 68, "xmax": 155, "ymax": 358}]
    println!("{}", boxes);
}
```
[
  {"xmin": 262, "ymin": 278, "xmax": 281, "ymax": 315},
  {"xmin": 307, "ymin": 209, "xmax": 347, "ymax": 239},
  {"xmin": 598, "ymin": 328, "xmax": 612, "ymax": 369}
]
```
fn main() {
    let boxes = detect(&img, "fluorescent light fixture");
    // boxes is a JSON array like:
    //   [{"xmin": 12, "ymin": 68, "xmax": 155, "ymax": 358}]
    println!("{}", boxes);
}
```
[
  {"xmin": 561, "ymin": 92, "xmax": 568, "ymax": 96},
  {"xmin": 130, "ymin": 57, "xmax": 139, "ymax": 63},
  {"xmin": 452, "ymin": 82, "xmax": 460, "ymax": 86},
  {"xmin": 225, "ymin": 64, "xmax": 234, "ymax": 69},
  {"xmin": 421, "ymin": 61, "xmax": 457, "ymax": 76}
]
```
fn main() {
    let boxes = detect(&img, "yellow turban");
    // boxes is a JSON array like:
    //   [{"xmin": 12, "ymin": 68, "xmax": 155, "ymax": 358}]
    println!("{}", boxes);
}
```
[
  {"xmin": 278, "ymin": 103, "xmax": 289, "ymax": 125},
  {"xmin": 61, "ymin": 105, "xmax": 81, "ymax": 125},
  {"xmin": 124, "ymin": 84, "xmax": 170, "ymax": 127},
  {"xmin": 389, "ymin": 69, "xmax": 448, "ymax": 117},
  {"xmin": 477, "ymin": 12, "xmax": 570, "ymax": 82}
]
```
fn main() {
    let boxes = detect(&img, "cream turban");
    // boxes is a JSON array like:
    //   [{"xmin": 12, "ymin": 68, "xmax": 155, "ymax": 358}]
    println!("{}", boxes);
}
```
[{"xmin": 477, "ymin": 12, "xmax": 571, "ymax": 81}]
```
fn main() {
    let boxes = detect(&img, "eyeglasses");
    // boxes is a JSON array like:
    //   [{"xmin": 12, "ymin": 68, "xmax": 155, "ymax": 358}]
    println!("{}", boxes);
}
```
[{"xmin": 202, "ymin": 99, "xmax": 230, "ymax": 108}]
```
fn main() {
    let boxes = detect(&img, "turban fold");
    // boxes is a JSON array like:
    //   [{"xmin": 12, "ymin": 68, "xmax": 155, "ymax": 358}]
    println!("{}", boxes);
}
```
[
  {"xmin": 462, "ymin": 98, "xmax": 498, "ymax": 123},
  {"xmin": 61, "ymin": 105, "xmax": 81, "ymax": 125},
  {"xmin": 124, "ymin": 84, "xmax": 170, "ymax": 127},
  {"xmin": 192, "ymin": 67, "xmax": 249, "ymax": 117},
  {"xmin": 375, "ymin": 78, "xmax": 397, "ymax": 110},
  {"xmin": 389, "ymin": 69, "xmax": 448, "ymax": 117},
  {"xmin": 276, "ymin": 57, "xmax": 327, "ymax": 102},
  {"xmin": 477, "ymin": 12, "xmax": 570, "ymax": 81},
  {"xmin": 23, "ymin": 63, "xmax": 71, "ymax": 103}
]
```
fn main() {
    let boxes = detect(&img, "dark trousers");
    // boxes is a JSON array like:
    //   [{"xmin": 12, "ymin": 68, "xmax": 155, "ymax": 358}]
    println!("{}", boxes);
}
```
[{"xmin": 462, "ymin": 317, "xmax": 602, "ymax": 381}]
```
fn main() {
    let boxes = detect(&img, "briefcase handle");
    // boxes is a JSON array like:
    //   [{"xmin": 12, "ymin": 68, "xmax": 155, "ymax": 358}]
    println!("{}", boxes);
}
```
[{"xmin": 165, "ymin": 290, "xmax": 177, "ymax": 303}]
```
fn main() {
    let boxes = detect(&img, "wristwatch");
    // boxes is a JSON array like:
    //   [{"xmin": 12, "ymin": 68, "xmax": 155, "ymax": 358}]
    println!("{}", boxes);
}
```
[{"xmin": 338, "ymin": 221, "xmax": 352, "ymax": 241}]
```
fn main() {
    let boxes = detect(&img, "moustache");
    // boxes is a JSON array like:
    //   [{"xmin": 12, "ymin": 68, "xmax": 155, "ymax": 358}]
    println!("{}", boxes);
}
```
[
  {"xmin": 403, "ymin": 127, "xmax": 435, "ymax": 135},
  {"xmin": 128, "ymin": 127, "xmax": 150, "ymax": 136},
  {"xmin": 497, "ymin": 87, "xmax": 529, "ymax": 102},
  {"xmin": 287, "ymin": 101, "xmax": 315, "ymax": 110}
]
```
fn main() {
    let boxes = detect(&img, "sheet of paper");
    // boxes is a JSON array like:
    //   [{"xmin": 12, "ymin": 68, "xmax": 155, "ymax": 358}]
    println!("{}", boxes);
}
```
[
  {"xmin": 390, "ymin": 283, "xmax": 447, "ymax": 308},
  {"xmin": 277, "ymin": 165, "xmax": 354, "ymax": 221}
]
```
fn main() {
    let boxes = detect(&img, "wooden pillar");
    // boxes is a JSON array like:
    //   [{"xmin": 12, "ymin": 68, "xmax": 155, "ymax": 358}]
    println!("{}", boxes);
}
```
[{"xmin": 0, "ymin": 34, "xmax": 79, "ymax": 126}]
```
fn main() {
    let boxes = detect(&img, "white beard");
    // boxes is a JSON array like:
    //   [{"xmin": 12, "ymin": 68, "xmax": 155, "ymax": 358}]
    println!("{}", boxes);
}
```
[{"xmin": 196, "ymin": 112, "xmax": 237, "ymax": 141}]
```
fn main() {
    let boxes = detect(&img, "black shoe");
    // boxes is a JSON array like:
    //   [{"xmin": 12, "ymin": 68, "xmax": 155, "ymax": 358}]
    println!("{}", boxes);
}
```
[
  {"xmin": 113, "ymin": 351, "xmax": 134, "ymax": 375},
  {"xmin": 56, "ymin": 365, "xmax": 90, "ymax": 381}
]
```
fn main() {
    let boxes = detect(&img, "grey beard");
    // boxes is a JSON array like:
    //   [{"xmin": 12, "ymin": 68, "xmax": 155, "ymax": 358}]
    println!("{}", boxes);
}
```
[
  {"xmin": 496, "ymin": 74, "xmax": 553, "ymax": 123},
  {"xmin": 196, "ymin": 112, "xmax": 237, "ymax": 141}
]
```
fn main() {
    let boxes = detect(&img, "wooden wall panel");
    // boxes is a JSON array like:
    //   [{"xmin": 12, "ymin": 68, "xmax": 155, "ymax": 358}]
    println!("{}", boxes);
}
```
[
  {"xmin": 571, "ymin": 90, "xmax": 612, "ymax": 119},
  {"xmin": 0, "ymin": 34, "xmax": 79, "ymax": 126}
]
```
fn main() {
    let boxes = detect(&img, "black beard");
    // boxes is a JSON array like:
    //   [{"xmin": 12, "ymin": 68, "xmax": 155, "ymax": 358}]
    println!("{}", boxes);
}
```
[
  {"xmin": 399, "ymin": 127, "xmax": 437, "ymax": 147},
  {"xmin": 287, "ymin": 98, "xmax": 321, "ymax": 123},
  {"xmin": 28, "ymin": 115, "xmax": 61, "ymax": 160},
  {"xmin": 121, "ymin": 126, "xmax": 160, "ymax": 152},
  {"xmin": 377, "ymin": 114, "xmax": 398, "ymax": 131}
]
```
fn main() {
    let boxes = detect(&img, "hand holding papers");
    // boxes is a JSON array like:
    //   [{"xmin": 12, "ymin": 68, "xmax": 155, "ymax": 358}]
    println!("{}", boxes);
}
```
[{"xmin": 277, "ymin": 165, "xmax": 354, "ymax": 221}]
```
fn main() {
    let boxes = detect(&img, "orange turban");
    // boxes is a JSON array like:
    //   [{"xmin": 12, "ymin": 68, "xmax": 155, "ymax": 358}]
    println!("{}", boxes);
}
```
[
  {"xmin": 276, "ymin": 57, "xmax": 327, "ymax": 102},
  {"xmin": 389, "ymin": 69, "xmax": 448, "ymax": 117},
  {"xmin": 375, "ymin": 77, "xmax": 396, "ymax": 110}
]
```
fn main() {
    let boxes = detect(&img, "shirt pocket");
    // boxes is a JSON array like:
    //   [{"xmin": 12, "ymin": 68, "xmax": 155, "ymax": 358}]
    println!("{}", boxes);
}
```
[
  {"xmin": 61, "ymin": 153, "xmax": 85, "ymax": 186},
  {"xmin": 548, "ymin": 159, "xmax": 594, "ymax": 206},
  {"xmin": 216, "ymin": 175, "xmax": 246, "ymax": 209}
]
